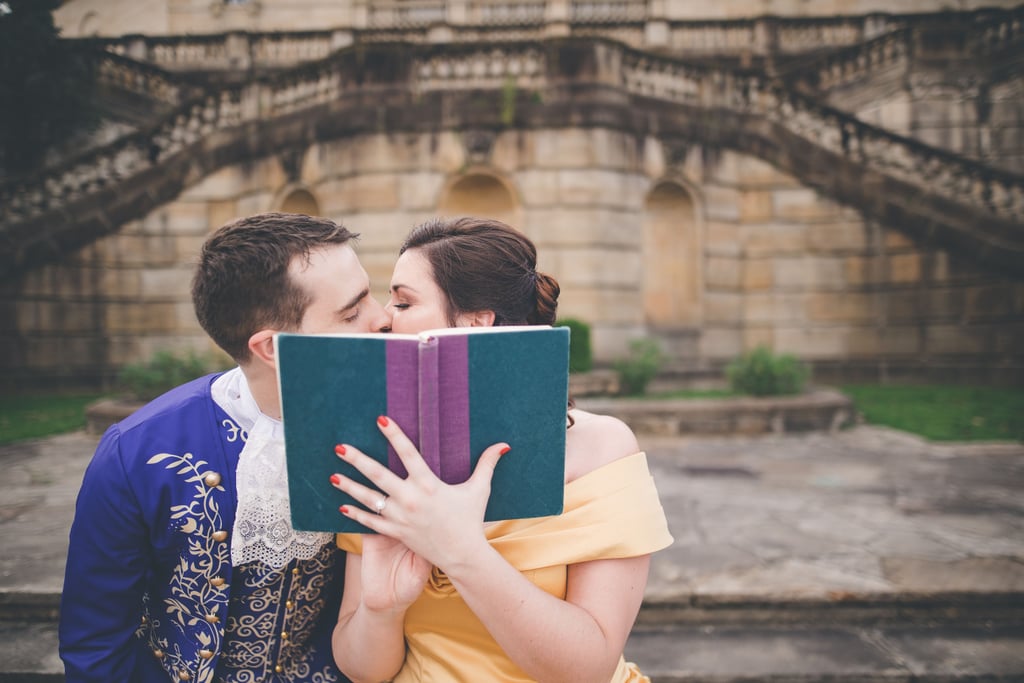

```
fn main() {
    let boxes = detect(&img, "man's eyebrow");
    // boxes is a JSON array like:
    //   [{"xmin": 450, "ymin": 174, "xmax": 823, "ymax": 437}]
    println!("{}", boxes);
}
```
[{"xmin": 337, "ymin": 287, "xmax": 369, "ymax": 313}]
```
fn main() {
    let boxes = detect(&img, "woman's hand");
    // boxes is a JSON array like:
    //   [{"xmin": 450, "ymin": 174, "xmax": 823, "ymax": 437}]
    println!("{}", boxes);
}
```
[
  {"xmin": 359, "ymin": 535, "xmax": 432, "ymax": 614},
  {"xmin": 330, "ymin": 415, "xmax": 509, "ymax": 573}
]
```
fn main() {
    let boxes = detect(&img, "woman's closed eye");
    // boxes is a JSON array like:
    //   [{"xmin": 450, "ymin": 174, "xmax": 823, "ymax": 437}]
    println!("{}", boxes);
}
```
[{"xmin": 391, "ymin": 303, "xmax": 411, "ymax": 310}]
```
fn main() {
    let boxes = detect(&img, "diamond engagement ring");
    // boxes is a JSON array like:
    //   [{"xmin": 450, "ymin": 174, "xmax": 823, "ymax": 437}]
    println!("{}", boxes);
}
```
[{"xmin": 374, "ymin": 497, "xmax": 388, "ymax": 515}]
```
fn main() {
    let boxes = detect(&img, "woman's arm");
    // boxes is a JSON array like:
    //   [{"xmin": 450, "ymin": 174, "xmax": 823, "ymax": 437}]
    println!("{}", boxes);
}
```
[
  {"xmin": 334, "ymin": 414, "xmax": 651, "ymax": 683},
  {"xmin": 332, "ymin": 536, "xmax": 431, "ymax": 683},
  {"xmin": 449, "ymin": 548, "xmax": 650, "ymax": 683}
]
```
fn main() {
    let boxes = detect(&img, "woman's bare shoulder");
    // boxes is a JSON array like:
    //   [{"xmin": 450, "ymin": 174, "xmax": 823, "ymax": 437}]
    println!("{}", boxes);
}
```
[{"xmin": 563, "ymin": 409, "xmax": 641, "ymax": 483}]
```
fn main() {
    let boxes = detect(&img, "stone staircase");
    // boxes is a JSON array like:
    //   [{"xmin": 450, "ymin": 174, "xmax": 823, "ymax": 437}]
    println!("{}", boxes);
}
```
[{"xmin": 2, "ymin": 35, "xmax": 1022, "ymax": 282}]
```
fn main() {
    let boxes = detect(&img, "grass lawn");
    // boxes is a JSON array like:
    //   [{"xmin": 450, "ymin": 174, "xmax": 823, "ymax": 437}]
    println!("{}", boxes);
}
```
[
  {"xmin": 0, "ymin": 393, "xmax": 108, "ymax": 445},
  {"xmin": 841, "ymin": 384, "xmax": 1024, "ymax": 443}
]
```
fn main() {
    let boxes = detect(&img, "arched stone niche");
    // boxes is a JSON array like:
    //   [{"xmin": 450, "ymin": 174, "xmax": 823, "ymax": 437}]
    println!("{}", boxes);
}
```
[
  {"xmin": 79, "ymin": 11, "xmax": 100, "ymax": 36},
  {"xmin": 642, "ymin": 179, "xmax": 703, "ymax": 344},
  {"xmin": 278, "ymin": 187, "xmax": 321, "ymax": 216},
  {"xmin": 436, "ymin": 170, "xmax": 521, "ymax": 229}
]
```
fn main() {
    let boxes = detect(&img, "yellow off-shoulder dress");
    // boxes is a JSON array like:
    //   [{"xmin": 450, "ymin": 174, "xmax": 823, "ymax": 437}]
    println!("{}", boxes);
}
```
[{"xmin": 337, "ymin": 452, "xmax": 674, "ymax": 683}]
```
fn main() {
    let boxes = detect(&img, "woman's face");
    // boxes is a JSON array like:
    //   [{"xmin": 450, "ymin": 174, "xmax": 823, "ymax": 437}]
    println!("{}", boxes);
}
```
[{"xmin": 387, "ymin": 249, "xmax": 453, "ymax": 334}]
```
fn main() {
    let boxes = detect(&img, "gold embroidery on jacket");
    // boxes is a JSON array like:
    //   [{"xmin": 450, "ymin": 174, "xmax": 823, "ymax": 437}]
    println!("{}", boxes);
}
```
[
  {"xmin": 218, "ymin": 543, "xmax": 341, "ymax": 682},
  {"xmin": 140, "ymin": 451, "xmax": 229, "ymax": 683}
]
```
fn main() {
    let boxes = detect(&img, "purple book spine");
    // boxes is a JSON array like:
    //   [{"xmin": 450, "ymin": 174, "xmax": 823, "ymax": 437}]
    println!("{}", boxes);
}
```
[
  {"xmin": 417, "ymin": 335, "xmax": 441, "ymax": 477},
  {"xmin": 438, "ymin": 334, "xmax": 471, "ymax": 484}
]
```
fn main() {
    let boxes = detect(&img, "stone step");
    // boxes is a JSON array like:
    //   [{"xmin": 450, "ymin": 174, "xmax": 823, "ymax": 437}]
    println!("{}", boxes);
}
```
[
  {"xmin": 0, "ymin": 621, "xmax": 61, "ymax": 683},
  {"xmin": 5, "ymin": 619, "xmax": 1023, "ymax": 683},
  {"xmin": 625, "ymin": 621, "xmax": 1024, "ymax": 683}
]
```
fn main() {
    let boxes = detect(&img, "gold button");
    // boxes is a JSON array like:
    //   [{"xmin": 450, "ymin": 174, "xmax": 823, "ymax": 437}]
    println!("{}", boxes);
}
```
[
  {"xmin": 209, "ymin": 577, "xmax": 226, "ymax": 588},
  {"xmin": 204, "ymin": 472, "xmax": 222, "ymax": 487},
  {"xmin": 153, "ymin": 649, "xmax": 164, "ymax": 659},
  {"xmin": 285, "ymin": 600, "xmax": 294, "ymax": 609},
  {"xmin": 275, "ymin": 665, "xmax": 283, "ymax": 674},
  {"xmin": 204, "ymin": 614, "xmax": 220, "ymax": 624},
  {"xmin": 281, "ymin": 632, "xmax": 289, "ymax": 640},
  {"xmin": 178, "ymin": 672, "xmax": 191, "ymax": 681},
  {"xmin": 291, "ymin": 567, "xmax": 299, "ymax": 576},
  {"xmin": 212, "ymin": 530, "xmax": 228, "ymax": 542},
  {"xmin": 198, "ymin": 649, "xmax": 214, "ymax": 660}
]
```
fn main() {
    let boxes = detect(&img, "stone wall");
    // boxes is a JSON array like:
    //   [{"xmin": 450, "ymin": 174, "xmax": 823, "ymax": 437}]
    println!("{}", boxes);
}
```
[
  {"xmin": 7, "ymin": 128, "xmax": 1021, "ymax": 389},
  {"xmin": 55, "ymin": 0, "xmax": 1023, "ymax": 38}
]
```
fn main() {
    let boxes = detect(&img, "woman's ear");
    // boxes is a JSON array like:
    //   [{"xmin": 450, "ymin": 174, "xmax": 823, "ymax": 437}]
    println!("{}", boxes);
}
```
[
  {"xmin": 247, "ymin": 329, "xmax": 279, "ymax": 368},
  {"xmin": 455, "ymin": 310, "xmax": 496, "ymax": 328}
]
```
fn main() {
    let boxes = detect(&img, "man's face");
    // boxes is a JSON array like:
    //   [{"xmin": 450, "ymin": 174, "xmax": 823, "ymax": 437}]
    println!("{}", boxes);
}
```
[{"xmin": 289, "ymin": 244, "xmax": 391, "ymax": 335}]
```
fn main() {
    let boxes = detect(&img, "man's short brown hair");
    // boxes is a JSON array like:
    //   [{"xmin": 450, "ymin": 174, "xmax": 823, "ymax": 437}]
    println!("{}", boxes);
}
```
[{"xmin": 192, "ymin": 212, "xmax": 357, "ymax": 363}]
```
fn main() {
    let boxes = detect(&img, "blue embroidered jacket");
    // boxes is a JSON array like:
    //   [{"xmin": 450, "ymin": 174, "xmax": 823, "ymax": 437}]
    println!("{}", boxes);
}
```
[{"xmin": 59, "ymin": 375, "xmax": 346, "ymax": 683}]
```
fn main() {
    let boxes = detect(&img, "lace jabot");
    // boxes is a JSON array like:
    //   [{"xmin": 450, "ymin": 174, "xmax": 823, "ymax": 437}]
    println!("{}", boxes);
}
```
[{"xmin": 212, "ymin": 368, "xmax": 332, "ymax": 569}]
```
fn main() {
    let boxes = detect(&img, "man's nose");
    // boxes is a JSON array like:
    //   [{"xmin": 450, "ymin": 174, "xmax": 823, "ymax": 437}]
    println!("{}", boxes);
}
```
[{"xmin": 368, "ymin": 296, "xmax": 392, "ymax": 332}]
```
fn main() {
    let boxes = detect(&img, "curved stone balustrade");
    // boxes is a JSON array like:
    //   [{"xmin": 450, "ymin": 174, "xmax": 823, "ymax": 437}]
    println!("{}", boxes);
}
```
[
  {"xmin": 785, "ymin": 7, "xmax": 1023, "ymax": 93},
  {"xmin": 2, "ymin": 38, "xmax": 1021, "ymax": 279},
  {"xmin": 368, "ymin": 0, "xmax": 447, "ymax": 28},
  {"xmin": 972, "ymin": 7, "xmax": 1024, "ymax": 54},
  {"xmin": 471, "ymin": 0, "xmax": 546, "ymax": 25},
  {"xmin": 95, "ymin": 50, "xmax": 194, "ymax": 106},
  {"xmin": 571, "ymin": 1, "xmax": 646, "ymax": 23},
  {"xmin": 617, "ymin": 43, "xmax": 1024, "ymax": 222},
  {"xmin": 791, "ymin": 28, "xmax": 911, "ymax": 91},
  {"xmin": 82, "ymin": 11, "xmax": 926, "ymax": 73}
]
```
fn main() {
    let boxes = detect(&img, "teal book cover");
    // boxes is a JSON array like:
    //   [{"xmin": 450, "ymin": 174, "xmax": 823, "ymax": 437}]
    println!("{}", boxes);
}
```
[{"xmin": 276, "ymin": 325, "xmax": 569, "ymax": 533}]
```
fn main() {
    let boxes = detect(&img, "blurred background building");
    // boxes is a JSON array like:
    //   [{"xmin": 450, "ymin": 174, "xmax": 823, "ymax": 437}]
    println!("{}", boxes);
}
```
[{"xmin": 2, "ymin": 0, "xmax": 1022, "ymax": 389}]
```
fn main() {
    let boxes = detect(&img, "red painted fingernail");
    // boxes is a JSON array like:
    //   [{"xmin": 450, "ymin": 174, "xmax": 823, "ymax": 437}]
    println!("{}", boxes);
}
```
[
  {"xmin": 330, "ymin": 474, "xmax": 341, "ymax": 486},
  {"xmin": 377, "ymin": 415, "xmax": 390, "ymax": 428},
  {"xmin": 339, "ymin": 505, "xmax": 350, "ymax": 515},
  {"xmin": 334, "ymin": 444, "xmax": 347, "ymax": 456},
  {"xmin": 500, "ymin": 446, "xmax": 511, "ymax": 456}
]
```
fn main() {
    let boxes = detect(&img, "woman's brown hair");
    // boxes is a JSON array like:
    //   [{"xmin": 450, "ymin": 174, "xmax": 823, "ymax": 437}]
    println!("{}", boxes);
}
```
[{"xmin": 400, "ymin": 216, "xmax": 559, "ymax": 327}]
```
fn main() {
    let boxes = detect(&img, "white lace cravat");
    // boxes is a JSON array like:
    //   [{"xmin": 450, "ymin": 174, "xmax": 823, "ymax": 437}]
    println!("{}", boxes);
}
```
[{"xmin": 212, "ymin": 368, "xmax": 332, "ymax": 569}]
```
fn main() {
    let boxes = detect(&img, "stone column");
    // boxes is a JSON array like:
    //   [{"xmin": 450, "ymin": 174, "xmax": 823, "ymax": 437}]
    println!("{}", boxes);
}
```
[
  {"xmin": 545, "ymin": 0, "xmax": 570, "ymax": 38},
  {"xmin": 645, "ymin": 0, "xmax": 669, "ymax": 48}
]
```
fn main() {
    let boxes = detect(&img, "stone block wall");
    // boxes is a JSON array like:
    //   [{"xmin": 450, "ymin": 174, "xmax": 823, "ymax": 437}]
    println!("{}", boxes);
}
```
[
  {"xmin": 5, "ymin": 128, "xmax": 1022, "ymax": 389},
  {"xmin": 699, "ymin": 149, "xmax": 1024, "ymax": 383}
]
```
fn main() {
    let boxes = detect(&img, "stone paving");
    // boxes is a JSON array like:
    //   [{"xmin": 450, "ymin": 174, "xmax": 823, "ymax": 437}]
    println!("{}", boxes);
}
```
[
  {"xmin": 3, "ymin": 425, "xmax": 1024, "ymax": 607},
  {"xmin": 642, "ymin": 426, "xmax": 1024, "ymax": 606},
  {"xmin": 2, "ymin": 425, "xmax": 1024, "ymax": 679}
]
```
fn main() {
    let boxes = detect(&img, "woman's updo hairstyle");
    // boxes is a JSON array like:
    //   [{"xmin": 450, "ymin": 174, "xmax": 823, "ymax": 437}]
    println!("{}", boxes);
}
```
[{"xmin": 400, "ymin": 216, "xmax": 559, "ymax": 326}]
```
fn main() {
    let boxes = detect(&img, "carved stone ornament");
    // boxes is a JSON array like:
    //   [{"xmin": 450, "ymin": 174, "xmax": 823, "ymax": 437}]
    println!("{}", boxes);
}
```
[{"xmin": 463, "ymin": 130, "xmax": 496, "ymax": 163}]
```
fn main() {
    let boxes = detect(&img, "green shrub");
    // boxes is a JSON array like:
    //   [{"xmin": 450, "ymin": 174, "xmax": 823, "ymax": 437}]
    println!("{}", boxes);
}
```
[
  {"xmin": 614, "ymin": 338, "xmax": 665, "ymax": 396},
  {"xmin": 119, "ymin": 349, "xmax": 231, "ymax": 401},
  {"xmin": 726, "ymin": 346, "xmax": 808, "ymax": 396},
  {"xmin": 556, "ymin": 318, "xmax": 593, "ymax": 374}
]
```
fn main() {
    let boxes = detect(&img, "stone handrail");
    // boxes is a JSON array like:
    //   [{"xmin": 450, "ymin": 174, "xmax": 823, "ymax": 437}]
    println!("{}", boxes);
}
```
[
  {"xmin": 971, "ymin": 6, "xmax": 1024, "ymax": 55},
  {"xmin": 784, "ymin": 27, "xmax": 912, "ymax": 91},
  {"xmin": 94, "ymin": 49, "xmax": 197, "ymax": 106},
  {"xmin": 784, "ymin": 7, "xmax": 1024, "ymax": 92},
  {"xmin": 616, "ymin": 44, "xmax": 1024, "ymax": 220},
  {"xmin": 81, "ymin": 12, "xmax": 916, "ymax": 73},
  {"xmin": 2, "ymin": 38, "xmax": 1021, "ymax": 278}
]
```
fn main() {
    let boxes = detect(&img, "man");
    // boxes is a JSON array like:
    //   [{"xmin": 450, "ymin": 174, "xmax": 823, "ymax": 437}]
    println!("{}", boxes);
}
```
[{"xmin": 60, "ymin": 212, "xmax": 390, "ymax": 682}]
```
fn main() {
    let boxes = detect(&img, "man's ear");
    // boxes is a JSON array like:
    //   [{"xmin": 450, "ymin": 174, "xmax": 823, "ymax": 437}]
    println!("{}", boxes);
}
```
[
  {"xmin": 247, "ymin": 329, "xmax": 278, "ymax": 368},
  {"xmin": 461, "ymin": 310, "xmax": 496, "ymax": 328}
]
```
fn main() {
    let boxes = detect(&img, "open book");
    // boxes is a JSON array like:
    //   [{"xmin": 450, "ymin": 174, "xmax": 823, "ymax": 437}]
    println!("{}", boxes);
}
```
[{"xmin": 276, "ymin": 325, "xmax": 570, "ymax": 533}]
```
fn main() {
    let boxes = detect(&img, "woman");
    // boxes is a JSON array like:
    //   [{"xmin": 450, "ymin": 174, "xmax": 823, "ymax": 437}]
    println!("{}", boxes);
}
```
[{"xmin": 329, "ymin": 217, "xmax": 673, "ymax": 682}]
